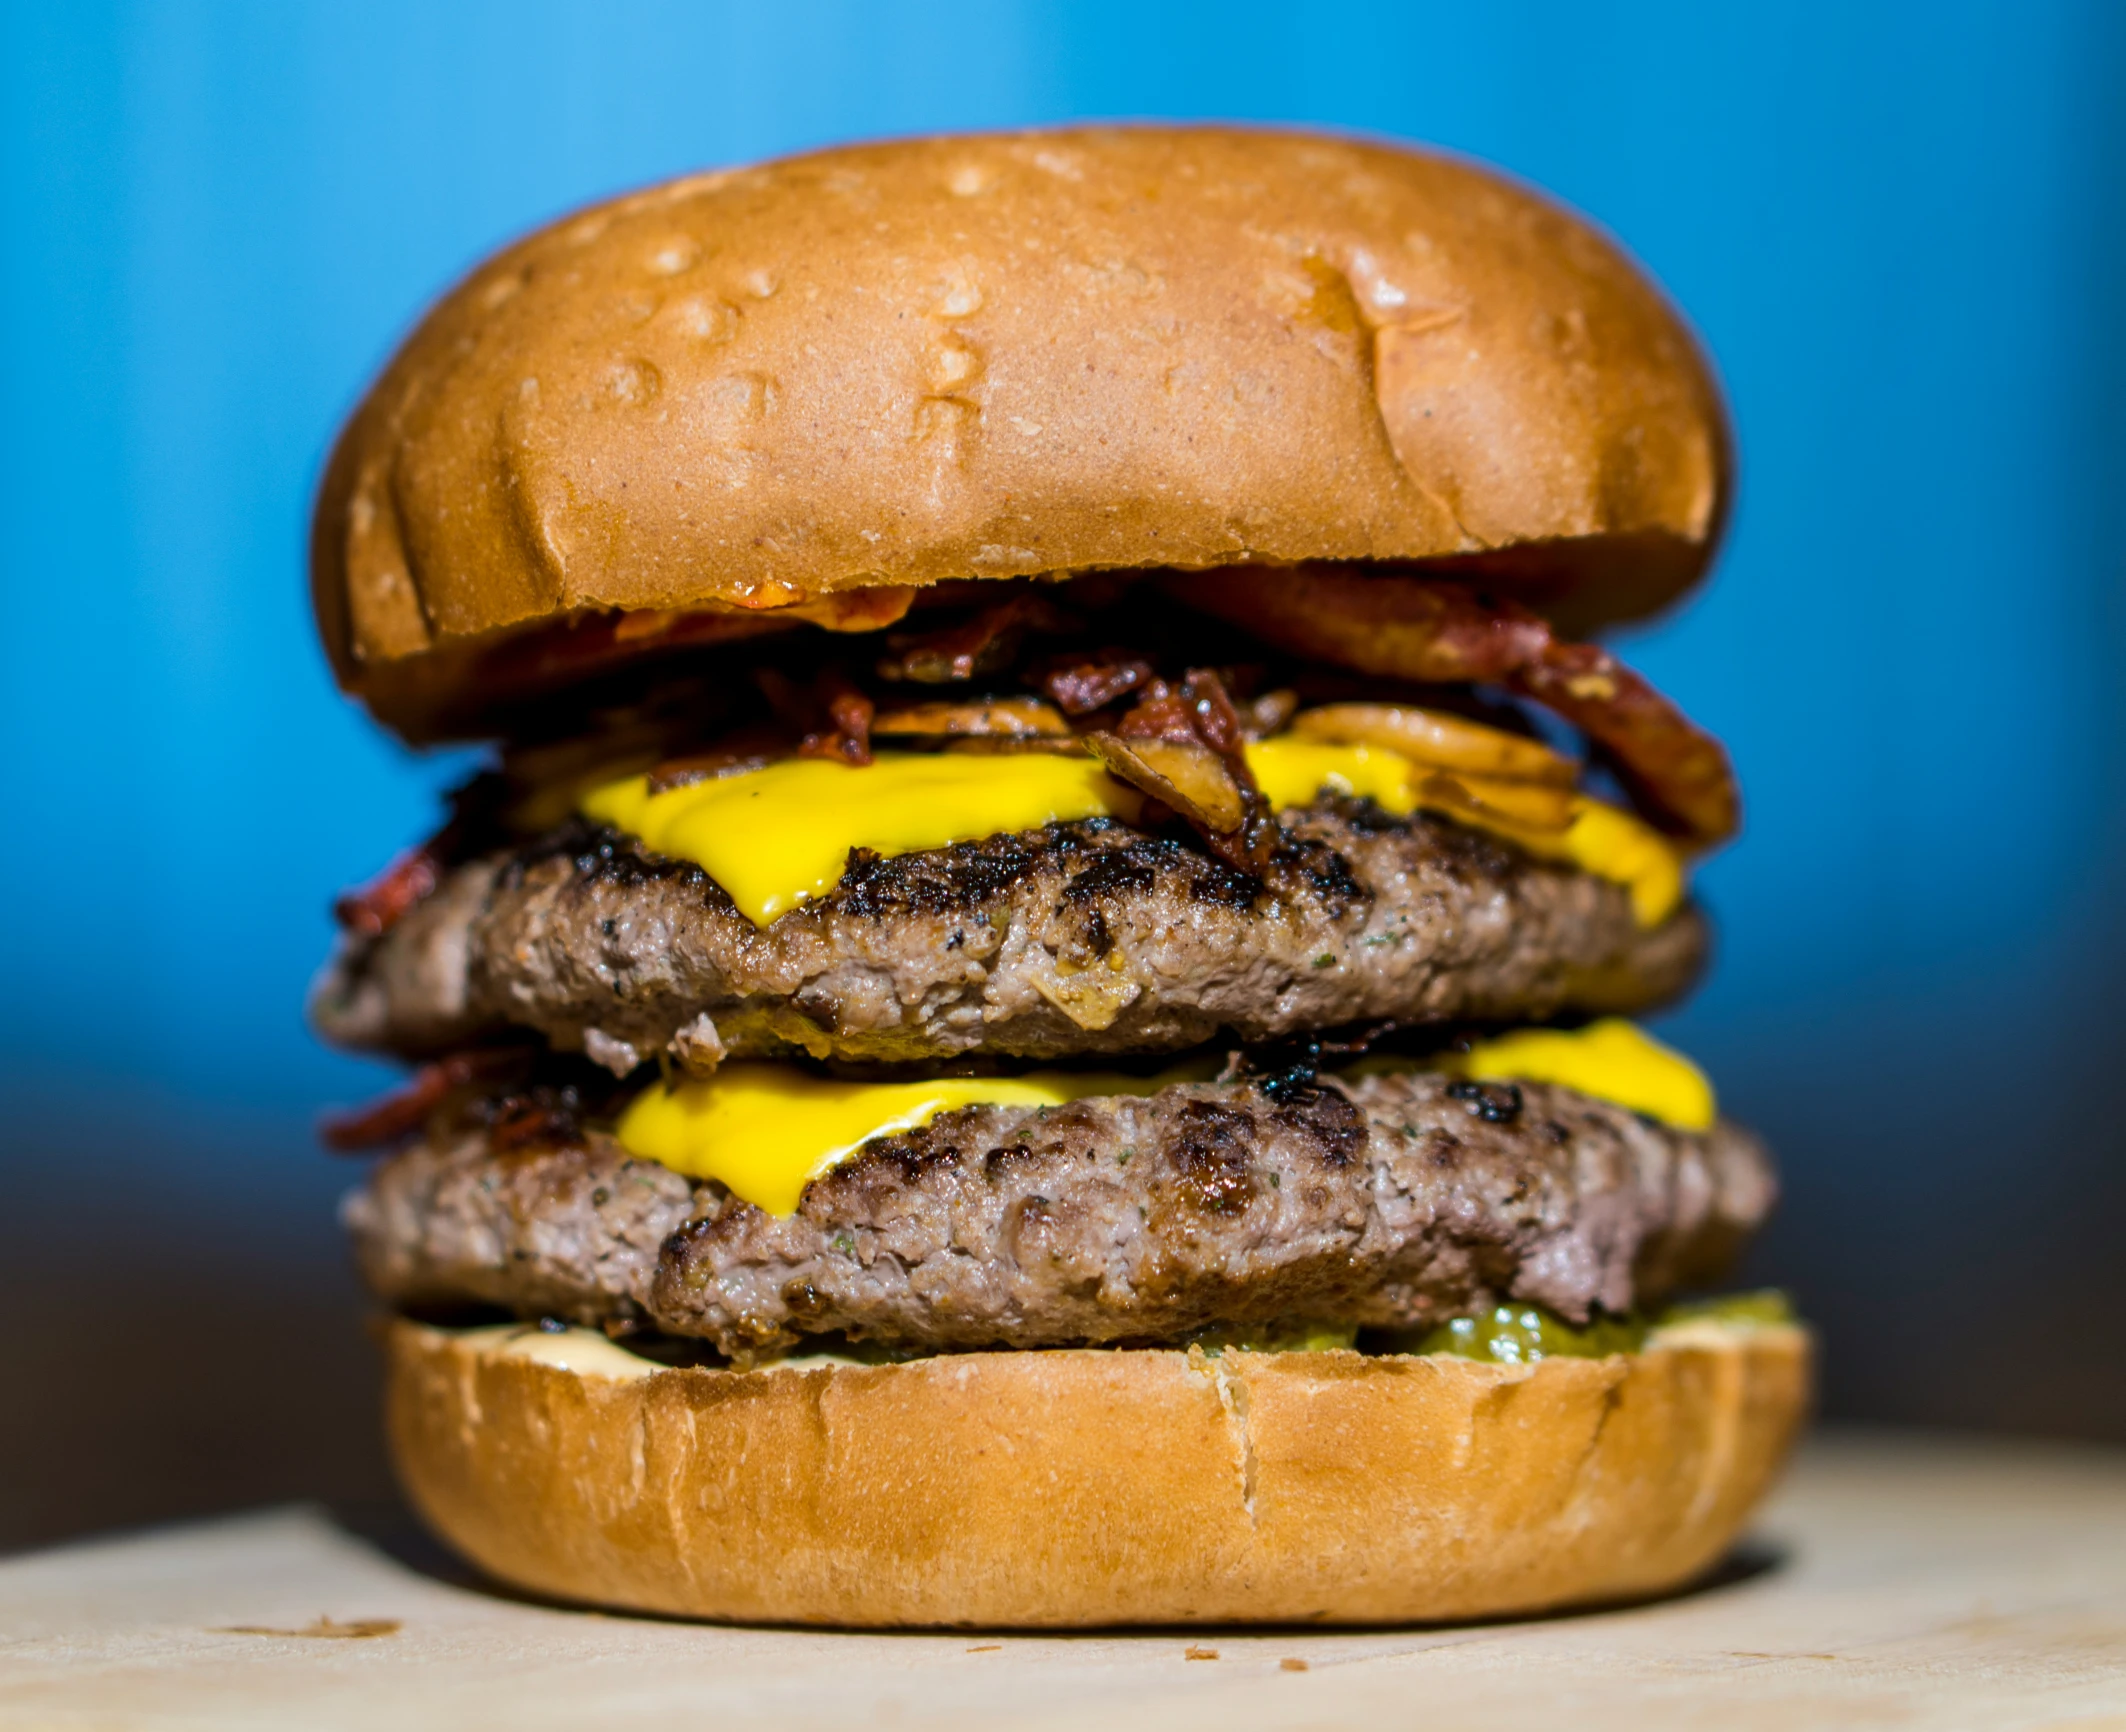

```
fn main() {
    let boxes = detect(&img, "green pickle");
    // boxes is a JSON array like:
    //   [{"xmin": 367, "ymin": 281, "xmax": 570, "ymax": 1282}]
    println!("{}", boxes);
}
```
[
  {"xmin": 1405, "ymin": 1290, "xmax": 1795, "ymax": 1365},
  {"xmin": 1412, "ymin": 1305, "xmax": 1648, "ymax": 1364},
  {"xmin": 1186, "ymin": 1321, "xmax": 1360, "ymax": 1356},
  {"xmin": 769, "ymin": 1293, "xmax": 1793, "ymax": 1371}
]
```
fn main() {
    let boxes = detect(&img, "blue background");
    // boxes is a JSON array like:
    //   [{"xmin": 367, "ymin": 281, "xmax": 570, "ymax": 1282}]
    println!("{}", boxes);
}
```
[{"xmin": 5, "ymin": 1, "xmax": 2123, "ymax": 1540}]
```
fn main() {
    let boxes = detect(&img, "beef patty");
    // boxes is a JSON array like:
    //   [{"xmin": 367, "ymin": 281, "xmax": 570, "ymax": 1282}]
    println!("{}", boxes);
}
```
[
  {"xmin": 345, "ymin": 1068, "xmax": 1772, "ymax": 1359},
  {"xmin": 314, "ymin": 801, "xmax": 1706, "ymax": 1071}
]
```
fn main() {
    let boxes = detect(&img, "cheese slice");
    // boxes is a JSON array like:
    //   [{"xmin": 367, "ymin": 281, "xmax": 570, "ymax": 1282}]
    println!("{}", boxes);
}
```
[
  {"xmin": 616, "ymin": 1061, "xmax": 1193, "ymax": 1216},
  {"xmin": 1448, "ymin": 1018, "xmax": 1715, "ymax": 1130},
  {"xmin": 1242, "ymin": 738, "xmax": 1683, "ymax": 926},
  {"xmin": 613, "ymin": 1022, "xmax": 1711, "ymax": 1213},
  {"xmin": 1351, "ymin": 1017, "xmax": 1715, "ymax": 1130},
  {"xmin": 581, "ymin": 753, "xmax": 1141, "ymax": 925},
  {"xmin": 578, "ymin": 737, "xmax": 1685, "ymax": 930}
]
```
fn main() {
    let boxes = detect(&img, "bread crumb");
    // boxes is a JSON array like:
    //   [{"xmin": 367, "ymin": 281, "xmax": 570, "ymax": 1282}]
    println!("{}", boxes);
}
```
[
  {"xmin": 216, "ymin": 1617, "xmax": 401, "ymax": 1640},
  {"xmin": 1280, "ymin": 1657, "xmax": 1309, "ymax": 1672},
  {"xmin": 1185, "ymin": 1645, "xmax": 1219, "ymax": 1661}
]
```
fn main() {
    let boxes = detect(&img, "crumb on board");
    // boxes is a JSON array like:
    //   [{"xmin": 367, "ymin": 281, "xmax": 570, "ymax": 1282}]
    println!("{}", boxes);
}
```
[{"xmin": 215, "ymin": 1617, "xmax": 401, "ymax": 1640}]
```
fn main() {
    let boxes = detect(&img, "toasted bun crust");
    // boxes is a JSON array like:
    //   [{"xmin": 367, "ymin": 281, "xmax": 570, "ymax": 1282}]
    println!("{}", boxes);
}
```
[
  {"xmin": 384, "ymin": 1316, "xmax": 1807, "ymax": 1627},
  {"xmin": 317, "ymin": 127, "xmax": 1729, "ymax": 740}
]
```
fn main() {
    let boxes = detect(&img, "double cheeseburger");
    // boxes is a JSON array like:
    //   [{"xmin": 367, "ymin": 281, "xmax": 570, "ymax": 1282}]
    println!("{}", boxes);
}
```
[{"xmin": 312, "ymin": 126, "xmax": 1808, "ymax": 1626}]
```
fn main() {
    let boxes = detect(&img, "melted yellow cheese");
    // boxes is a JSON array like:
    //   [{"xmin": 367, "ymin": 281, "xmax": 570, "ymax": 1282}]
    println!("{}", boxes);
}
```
[
  {"xmin": 616, "ymin": 1062, "xmax": 1194, "ymax": 1216},
  {"xmin": 1448, "ymin": 1018, "xmax": 1715, "ymax": 1130},
  {"xmin": 581, "ymin": 753, "xmax": 1142, "ymax": 925},
  {"xmin": 1242, "ymin": 738, "xmax": 1683, "ymax": 926},
  {"xmin": 1242, "ymin": 738, "xmax": 1417, "ymax": 814},
  {"xmin": 578, "ymin": 735, "xmax": 1685, "ymax": 931},
  {"xmin": 612, "ymin": 1027, "xmax": 1709, "ymax": 1213}
]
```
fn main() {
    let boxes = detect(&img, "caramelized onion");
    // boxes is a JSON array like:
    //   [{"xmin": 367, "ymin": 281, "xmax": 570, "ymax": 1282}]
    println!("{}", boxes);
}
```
[
  {"xmin": 1085, "ymin": 733, "xmax": 1248, "ymax": 834},
  {"xmin": 1412, "ymin": 770, "xmax": 1576, "ymax": 833},
  {"xmin": 1166, "ymin": 567, "xmax": 1737, "ymax": 844},
  {"xmin": 871, "ymin": 697, "xmax": 1073, "ymax": 738},
  {"xmin": 1292, "ymin": 703, "xmax": 1578, "ymax": 786}
]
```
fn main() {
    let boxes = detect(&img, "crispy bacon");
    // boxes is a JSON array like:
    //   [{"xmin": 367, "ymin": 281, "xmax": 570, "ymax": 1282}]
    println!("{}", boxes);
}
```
[
  {"xmin": 484, "ymin": 1092, "xmax": 582, "ymax": 1153},
  {"xmin": 1164, "ymin": 568, "xmax": 1737, "ymax": 844},
  {"xmin": 453, "ymin": 607, "xmax": 794, "ymax": 712},
  {"xmin": 1117, "ymin": 669, "xmax": 1253, "ymax": 778},
  {"xmin": 333, "ymin": 773, "xmax": 525, "ymax": 936},
  {"xmin": 876, "ymin": 596, "xmax": 1076, "ymax": 684},
  {"xmin": 1114, "ymin": 680, "xmax": 1198, "ymax": 745},
  {"xmin": 645, "ymin": 723, "xmax": 791, "ymax": 794},
  {"xmin": 319, "ymin": 1051, "xmax": 524, "ymax": 1153},
  {"xmin": 758, "ymin": 668, "xmax": 876, "ymax": 767},
  {"xmin": 333, "ymin": 842, "xmax": 443, "ymax": 939},
  {"xmin": 1040, "ymin": 651, "xmax": 1156, "ymax": 715},
  {"xmin": 798, "ymin": 676, "xmax": 876, "ymax": 767},
  {"xmin": 1186, "ymin": 668, "xmax": 1248, "ymax": 759},
  {"xmin": 1105, "ymin": 668, "xmax": 1276, "ymax": 870},
  {"xmin": 1512, "ymin": 641, "xmax": 1736, "ymax": 846}
]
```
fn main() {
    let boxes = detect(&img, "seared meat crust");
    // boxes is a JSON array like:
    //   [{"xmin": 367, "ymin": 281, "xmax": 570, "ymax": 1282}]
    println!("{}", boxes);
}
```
[
  {"xmin": 344, "ymin": 1070, "xmax": 1773, "ymax": 1358},
  {"xmin": 314, "ymin": 802, "xmax": 1705, "ymax": 1069}
]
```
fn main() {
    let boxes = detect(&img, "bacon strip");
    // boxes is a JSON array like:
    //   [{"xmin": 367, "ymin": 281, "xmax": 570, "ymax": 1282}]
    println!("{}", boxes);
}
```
[
  {"xmin": 333, "ymin": 842, "xmax": 443, "ymax": 939},
  {"xmin": 319, "ymin": 1051, "xmax": 522, "ymax": 1153},
  {"xmin": 332, "ymin": 772, "xmax": 522, "ymax": 938},
  {"xmin": 759, "ymin": 668, "xmax": 877, "ymax": 767},
  {"xmin": 799, "ymin": 676, "xmax": 876, "ymax": 767},
  {"xmin": 876, "ymin": 596, "xmax": 1076, "ymax": 684},
  {"xmin": 485, "ymin": 1094, "xmax": 581, "ymax": 1153},
  {"xmin": 645, "ymin": 723, "xmax": 791, "ymax": 794},
  {"xmin": 1039, "ymin": 650, "xmax": 1156, "ymax": 715},
  {"xmin": 1164, "ymin": 568, "xmax": 1737, "ymax": 844},
  {"xmin": 1514, "ymin": 641, "xmax": 1736, "ymax": 847}
]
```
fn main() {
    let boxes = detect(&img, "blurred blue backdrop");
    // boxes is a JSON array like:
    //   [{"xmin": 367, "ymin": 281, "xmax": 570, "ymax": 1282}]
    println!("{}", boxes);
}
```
[{"xmin": 4, "ymin": 0, "xmax": 2123, "ymax": 1538}]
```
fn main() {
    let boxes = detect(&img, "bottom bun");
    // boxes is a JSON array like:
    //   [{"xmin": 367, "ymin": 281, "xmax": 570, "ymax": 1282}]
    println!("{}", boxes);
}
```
[{"xmin": 383, "ymin": 1315, "xmax": 1810, "ymax": 1627}]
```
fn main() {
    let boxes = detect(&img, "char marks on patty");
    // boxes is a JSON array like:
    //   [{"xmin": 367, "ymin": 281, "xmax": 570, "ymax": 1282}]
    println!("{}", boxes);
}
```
[
  {"xmin": 313, "ymin": 801, "xmax": 1706, "ymax": 1070},
  {"xmin": 345, "ymin": 1070, "xmax": 1772, "ymax": 1359}
]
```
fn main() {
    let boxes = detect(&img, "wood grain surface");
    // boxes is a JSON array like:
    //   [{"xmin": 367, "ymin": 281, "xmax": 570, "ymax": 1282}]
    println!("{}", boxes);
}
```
[{"xmin": 3, "ymin": 1430, "xmax": 2123, "ymax": 1730}]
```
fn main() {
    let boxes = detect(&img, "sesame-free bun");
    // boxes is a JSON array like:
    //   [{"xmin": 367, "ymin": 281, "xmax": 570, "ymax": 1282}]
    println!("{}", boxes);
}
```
[
  {"xmin": 316, "ymin": 127, "xmax": 1729, "ymax": 740},
  {"xmin": 384, "ymin": 1315, "xmax": 1807, "ymax": 1628}
]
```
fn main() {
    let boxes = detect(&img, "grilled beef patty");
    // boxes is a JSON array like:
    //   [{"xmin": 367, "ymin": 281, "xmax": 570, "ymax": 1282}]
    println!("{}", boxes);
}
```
[
  {"xmin": 314, "ymin": 801, "xmax": 1705, "ymax": 1071},
  {"xmin": 345, "ymin": 1068, "xmax": 1771, "ymax": 1359}
]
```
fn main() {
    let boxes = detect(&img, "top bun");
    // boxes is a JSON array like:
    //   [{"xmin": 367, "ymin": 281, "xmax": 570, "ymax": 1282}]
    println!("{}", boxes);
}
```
[{"xmin": 314, "ymin": 126, "xmax": 1729, "ymax": 740}]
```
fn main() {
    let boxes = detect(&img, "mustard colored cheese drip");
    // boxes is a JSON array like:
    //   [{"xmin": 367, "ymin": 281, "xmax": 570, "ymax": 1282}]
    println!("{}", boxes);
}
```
[
  {"xmin": 615, "ymin": 1062, "xmax": 1189, "ymax": 1216},
  {"xmin": 580, "ymin": 753, "xmax": 1142, "ymax": 926},
  {"xmin": 1241, "ymin": 738, "xmax": 1683, "ymax": 926},
  {"xmin": 1447, "ymin": 1017, "xmax": 1715, "ymax": 1130},
  {"xmin": 576, "ymin": 737, "xmax": 1685, "ymax": 931}
]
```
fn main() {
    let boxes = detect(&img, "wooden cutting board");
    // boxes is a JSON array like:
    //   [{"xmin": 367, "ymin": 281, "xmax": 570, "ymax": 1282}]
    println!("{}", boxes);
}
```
[{"xmin": 3, "ymin": 1430, "xmax": 2123, "ymax": 1730}]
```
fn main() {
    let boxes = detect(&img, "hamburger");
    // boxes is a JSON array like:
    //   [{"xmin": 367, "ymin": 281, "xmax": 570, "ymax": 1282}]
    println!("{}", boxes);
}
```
[{"xmin": 311, "ymin": 125, "xmax": 1809, "ymax": 1627}]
